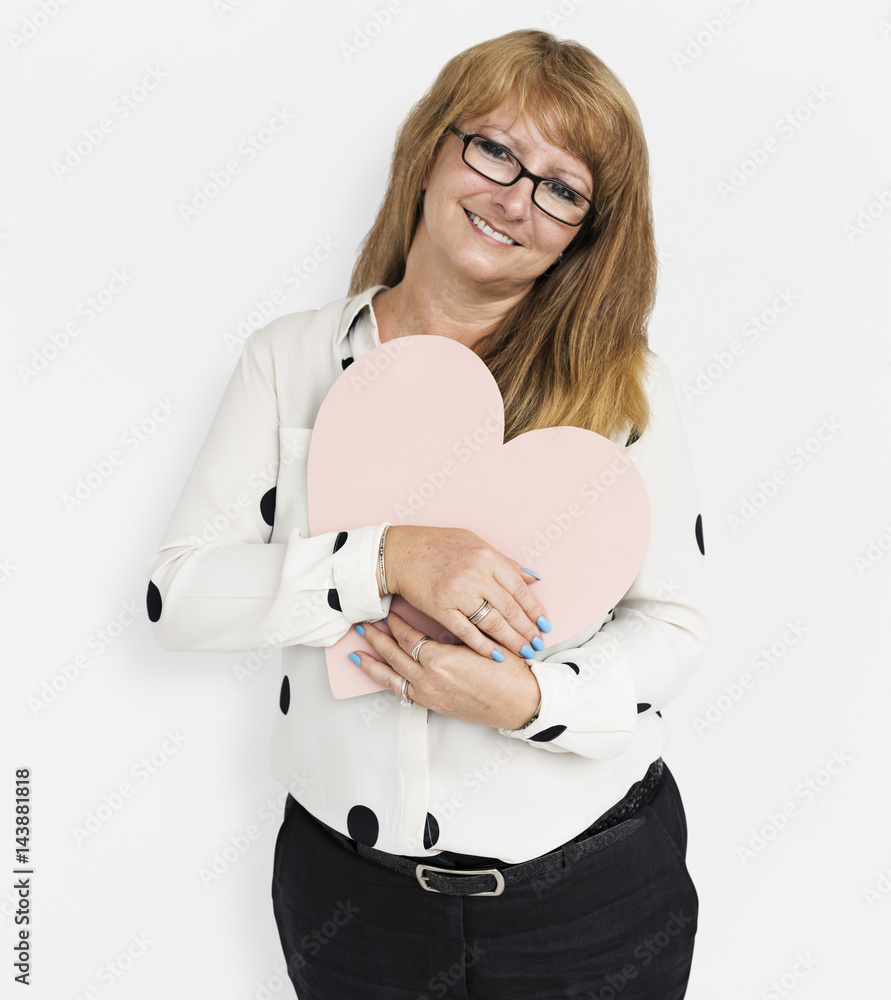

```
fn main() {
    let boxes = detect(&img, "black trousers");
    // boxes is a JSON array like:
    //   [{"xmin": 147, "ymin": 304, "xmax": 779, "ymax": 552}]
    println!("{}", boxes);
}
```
[{"xmin": 271, "ymin": 762, "xmax": 698, "ymax": 999}]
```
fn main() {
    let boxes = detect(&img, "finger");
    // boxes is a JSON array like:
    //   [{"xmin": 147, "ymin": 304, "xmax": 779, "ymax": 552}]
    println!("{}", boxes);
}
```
[
  {"xmin": 458, "ymin": 582, "xmax": 547, "ymax": 658},
  {"xmin": 357, "ymin": 621, "xmax": 420, "ymax": 679},
  {"xmin": 349, "ymin": 648, "xmax": 415, "ymax": 702},
  {"xmin": 380, "ymin": 611, "xmax": 428, "ymax": 657},
  {"xmin": 442, "ymin": 601, "xmax": 530, "ymax": 662},
  {"xmin": 499, "ymin": 560, "xmax": 550, "ymax": 632}
]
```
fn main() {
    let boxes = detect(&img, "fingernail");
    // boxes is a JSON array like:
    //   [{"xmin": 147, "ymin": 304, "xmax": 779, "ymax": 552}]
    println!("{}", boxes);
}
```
[
  {"xmin": 355, "ymin": 624, "xmax": 365, "ymax": 636},
  {"xmin": 348, "ymin": 652, "xmax": 361, "ymax": 665},
  {"xmin": 491, "ymin": 649, "xmax": 505, "ymax": 662},
  {"xmin": 531, "ymin": 636, "xmax": 544, "ymax": 651},
  {"xmin": 519, "ymin": 643, "xmax": 535, "ymax": 658},
  {"xmin": 521, "ymin": 567, "xmax": 541, "ymax": 580},
  {"xmin": 537, "ymin": 616, "xmax": 551, "ymax": 633}
]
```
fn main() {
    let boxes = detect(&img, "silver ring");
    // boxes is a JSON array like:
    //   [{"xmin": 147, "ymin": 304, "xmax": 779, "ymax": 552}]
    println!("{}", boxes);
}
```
[
  {"xmin": 467, "ymin": 600, "xmax": 492, "ymax": 625},
  {"xmin": 400, "ymin": 676, "xmax": 413, "ymax": 707},
  {"xmin": 411, "ymin": 636, "xmax": 433, "ymax": 662}
]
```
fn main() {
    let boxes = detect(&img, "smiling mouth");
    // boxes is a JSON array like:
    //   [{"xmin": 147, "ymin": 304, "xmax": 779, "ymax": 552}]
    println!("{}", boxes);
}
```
[{"xmin": 465, "ymin": 209, "xmax": 520, "ymax": 246}]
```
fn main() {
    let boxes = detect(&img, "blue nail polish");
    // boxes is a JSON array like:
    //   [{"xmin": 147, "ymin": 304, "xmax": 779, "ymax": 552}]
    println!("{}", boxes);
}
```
[
  {"xmin": 355, "ymin": 624, "xmax": 365, "ymax": 636},
  {"xmin": 537, "ymin": 616, "xmax": 552, "ymax": 633},
  {"xmin": 521, "ymin": 567, "xmax": 541, "ymax": 580},
  {"xmin": 491, "ymin": 649, "xmax": 505, "ymax": 662},
  {"xmin": 348, "ymin": 652, "xmax": 361, "ymax": 665},
  {"xmin": 520, "ymin": 643, "xmax": 535, "ymax": 658},
  {"xmin": 531, "ymin": 636, "xmax": 544, "ymax": 651}
]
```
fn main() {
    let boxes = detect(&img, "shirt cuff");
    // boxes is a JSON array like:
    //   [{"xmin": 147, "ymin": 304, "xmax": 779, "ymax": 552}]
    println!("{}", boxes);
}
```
[
  {"xmin": 497, "ymin": 656, "xmax": 637, "ymax": 758},
  {"xmin": 330, "ymin": 522, "xmax": 393, "ymax": 624}
]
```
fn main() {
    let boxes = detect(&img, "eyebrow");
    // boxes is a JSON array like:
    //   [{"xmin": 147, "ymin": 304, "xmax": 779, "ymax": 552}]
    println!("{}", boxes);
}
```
[{"xmin": 477, "ymin": 122, "xmax": 591, "ymax": 193}]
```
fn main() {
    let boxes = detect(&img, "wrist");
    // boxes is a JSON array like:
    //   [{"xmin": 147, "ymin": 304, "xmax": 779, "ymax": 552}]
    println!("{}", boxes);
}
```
[
  {"xmin": 516, "ymin": 677, "xmax": 542, "ymax": 731},
  {"xmin": 518, "ymin": 698, "xmax": 542, "ymax": 730},
  {"xmin": 376, "ymin": 524, "xmax": 390, "ymax": 598},
  {"xmin": 380, "ymin": 523, "xmax": 406, "ymax": 596}
]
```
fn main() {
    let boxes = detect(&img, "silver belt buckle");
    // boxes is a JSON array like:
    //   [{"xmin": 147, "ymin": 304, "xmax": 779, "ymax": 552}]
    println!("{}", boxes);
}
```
[{"xmin": 415, "ymin": 863, "xmax": 505, "ymax": 896}]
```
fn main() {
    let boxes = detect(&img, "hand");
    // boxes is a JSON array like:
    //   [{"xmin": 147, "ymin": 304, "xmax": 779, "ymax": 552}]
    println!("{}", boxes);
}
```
[
  {"xmin": 379, "ymin": 525, "xmax": 551, "ymax": 662},
  {"xmin": 352, "ymin": 611, "xmax": 542, "ymax": 730}
]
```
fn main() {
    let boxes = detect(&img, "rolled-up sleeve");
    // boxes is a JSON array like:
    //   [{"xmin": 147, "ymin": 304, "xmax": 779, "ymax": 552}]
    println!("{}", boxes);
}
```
[
  {"xmin": 145, "ymin": 329, "xmax": 392, "ymax": 653},
  {"xmin": 497, "ymin": 354, "xmax": 711, "ymax": 758}
]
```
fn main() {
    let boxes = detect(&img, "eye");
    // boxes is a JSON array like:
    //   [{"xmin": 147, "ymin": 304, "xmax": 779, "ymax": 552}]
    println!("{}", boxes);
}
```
[
  {"xmin": 542, "ymin": 180, "xmax": 585, "ymax": 206},
  {"xmin": 473, "ymin": 137, "xmax": 514, "ymax": 163}
]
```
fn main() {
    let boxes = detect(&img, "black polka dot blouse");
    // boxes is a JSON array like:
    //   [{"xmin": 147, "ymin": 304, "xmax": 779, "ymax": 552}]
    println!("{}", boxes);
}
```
[{"xmin": 145, "ymin": 284, "xmax": 710, "ymax": 865}]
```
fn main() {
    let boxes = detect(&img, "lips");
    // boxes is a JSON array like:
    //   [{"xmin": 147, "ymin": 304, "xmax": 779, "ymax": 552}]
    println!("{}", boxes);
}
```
[{"xmin": 464, "ymin": 209, "xmax": 520, "ymax": 246}]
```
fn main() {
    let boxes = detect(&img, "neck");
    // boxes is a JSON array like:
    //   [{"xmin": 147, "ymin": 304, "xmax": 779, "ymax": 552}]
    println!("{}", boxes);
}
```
[{"xmin": 373, "ymin": 241, "xmax": 532, "ymax": 353}]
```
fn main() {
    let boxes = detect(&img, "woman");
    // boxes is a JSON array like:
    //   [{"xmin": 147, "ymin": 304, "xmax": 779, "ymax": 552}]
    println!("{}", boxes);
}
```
[{"xmin": 146, "ymin": 28, "xmax": 710, "ymax": 999}]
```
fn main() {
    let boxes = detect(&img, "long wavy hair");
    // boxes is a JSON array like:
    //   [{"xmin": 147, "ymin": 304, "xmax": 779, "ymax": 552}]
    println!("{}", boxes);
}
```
[{"xmin": 349, "ymin": 29, "xmax": 657, "ymax": 446}]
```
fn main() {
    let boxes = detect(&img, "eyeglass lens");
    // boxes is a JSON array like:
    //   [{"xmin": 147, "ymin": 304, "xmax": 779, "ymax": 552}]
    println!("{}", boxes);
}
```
[{"xmin": 463, "ymin": 135, "xmax": 588, "ymax": 225}]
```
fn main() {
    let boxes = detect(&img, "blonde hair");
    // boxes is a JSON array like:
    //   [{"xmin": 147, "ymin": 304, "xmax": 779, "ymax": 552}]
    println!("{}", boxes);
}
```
[{"xmin": 350, "ymin": 28, "xmax": 656, "ymax": 445}]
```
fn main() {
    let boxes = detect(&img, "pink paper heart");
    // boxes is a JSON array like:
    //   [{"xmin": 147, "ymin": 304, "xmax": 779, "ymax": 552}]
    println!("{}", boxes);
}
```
[{"xmin": 307, "ymin": 335, "xmax": 649, "ymax": 698}]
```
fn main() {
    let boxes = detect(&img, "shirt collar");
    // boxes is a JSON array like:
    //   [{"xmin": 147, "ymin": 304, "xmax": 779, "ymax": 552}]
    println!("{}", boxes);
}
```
[{"xmin": 335, "ymin": 284, "xmax": 390, "ymax": 348}]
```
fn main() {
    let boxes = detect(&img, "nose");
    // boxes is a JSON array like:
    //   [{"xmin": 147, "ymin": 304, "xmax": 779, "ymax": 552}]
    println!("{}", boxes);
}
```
[{"xmin": 491, "ymin": 175, "xmax": 534, "ymax": 221}]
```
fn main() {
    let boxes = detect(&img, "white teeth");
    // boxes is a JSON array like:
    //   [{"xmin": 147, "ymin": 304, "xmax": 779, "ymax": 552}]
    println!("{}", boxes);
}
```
[{"xmin": 468, "ymin": 211, "xmax": 517, "ymax": 245}]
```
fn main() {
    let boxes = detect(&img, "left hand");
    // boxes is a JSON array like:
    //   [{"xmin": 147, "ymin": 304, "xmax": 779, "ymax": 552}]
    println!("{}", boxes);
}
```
[{"xmin": 351, "ymin": 610, "xmax": 541, "ymax": 730}]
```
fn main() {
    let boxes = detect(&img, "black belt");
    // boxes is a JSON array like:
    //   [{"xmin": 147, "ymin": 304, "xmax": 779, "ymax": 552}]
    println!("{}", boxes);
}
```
[{"xmin": 302, "ymin": 758, "xmax": 663, "ymax": 897}]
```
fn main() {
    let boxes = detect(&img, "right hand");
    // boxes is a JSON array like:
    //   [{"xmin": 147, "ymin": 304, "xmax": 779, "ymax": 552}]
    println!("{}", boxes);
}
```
[{"xmin": 379, "ymin": 524, "xmax": 550, "ymax": 661}]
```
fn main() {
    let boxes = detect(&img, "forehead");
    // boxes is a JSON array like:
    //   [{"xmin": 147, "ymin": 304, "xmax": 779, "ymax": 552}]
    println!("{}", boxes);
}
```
[{"xmin": 464, "ymin": 96, "xmax": 587, "ymax": 169}]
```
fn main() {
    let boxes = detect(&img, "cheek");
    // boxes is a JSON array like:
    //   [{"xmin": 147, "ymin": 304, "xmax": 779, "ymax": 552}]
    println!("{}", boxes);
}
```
[{"xmin": 535, "ymin": 222, "xmax": 575, "ymax": 256}]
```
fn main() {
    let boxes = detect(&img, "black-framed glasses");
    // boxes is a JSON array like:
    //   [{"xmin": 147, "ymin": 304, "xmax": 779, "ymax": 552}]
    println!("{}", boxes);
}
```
[{"xmin": 449, "ymin": 126, "xmax": 592, "ymax": 227}]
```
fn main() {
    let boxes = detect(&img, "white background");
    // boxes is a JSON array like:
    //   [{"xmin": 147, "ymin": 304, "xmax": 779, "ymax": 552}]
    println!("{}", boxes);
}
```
[{"xmin": 2, "ymin": 0, "xmax": 890, "ymax": 997}]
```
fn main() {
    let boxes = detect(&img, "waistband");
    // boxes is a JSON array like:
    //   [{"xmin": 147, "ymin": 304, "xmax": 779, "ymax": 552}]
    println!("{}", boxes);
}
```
[{"xmin": 295, "ymin": 758, "xmax": 664, "ymax": 897}]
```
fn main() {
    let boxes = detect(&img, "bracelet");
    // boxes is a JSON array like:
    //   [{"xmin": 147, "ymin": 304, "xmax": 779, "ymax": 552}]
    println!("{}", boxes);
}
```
[
  {"xmin": 378, "ymin": 523, "xmax": 390, "ymax": 597},
  {"xmin": 517, "ymin": 696, "xmax": 542, "ymax": 731}
]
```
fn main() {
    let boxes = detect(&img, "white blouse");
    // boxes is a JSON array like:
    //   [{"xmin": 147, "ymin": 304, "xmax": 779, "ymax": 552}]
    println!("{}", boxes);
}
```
[{"xmin": 145, "ymin": 284, "xmax": 710, "ymax": 865}]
